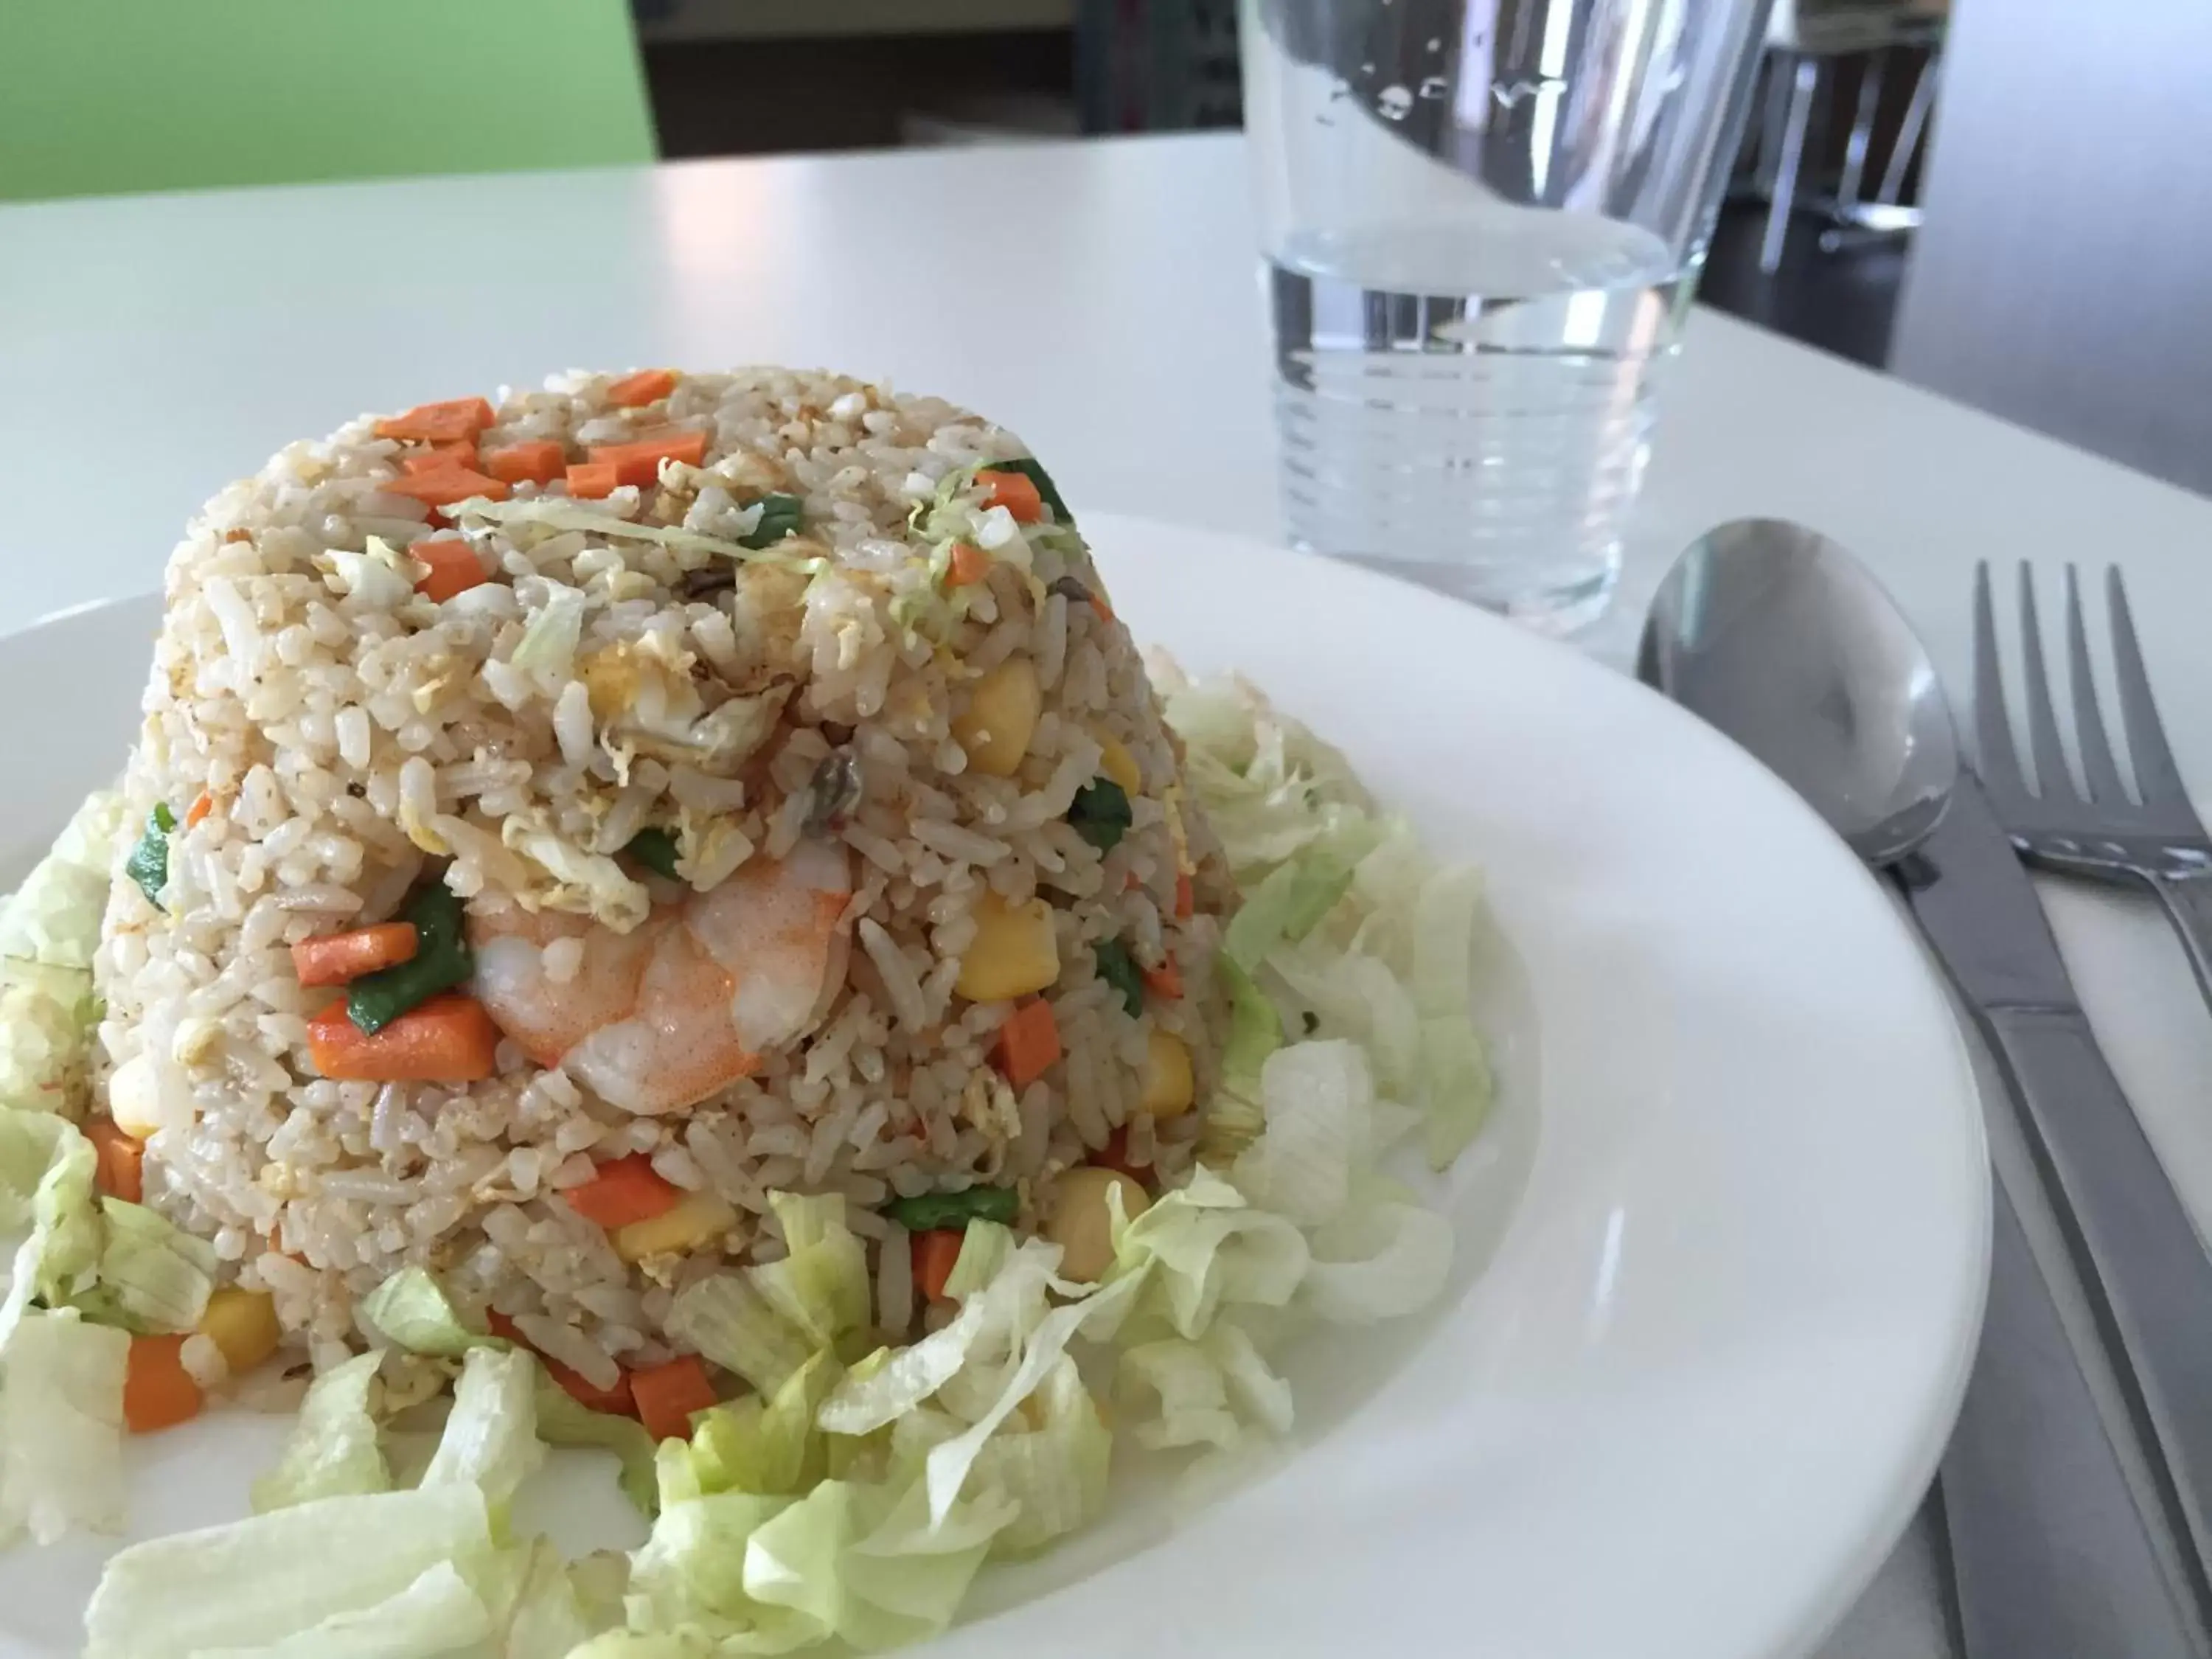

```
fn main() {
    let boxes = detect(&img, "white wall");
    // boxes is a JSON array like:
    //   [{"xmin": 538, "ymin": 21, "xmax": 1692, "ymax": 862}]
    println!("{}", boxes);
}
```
[{"xmin": 1890, "ymin": 0, "xmax": 2212, "ymax": 497}]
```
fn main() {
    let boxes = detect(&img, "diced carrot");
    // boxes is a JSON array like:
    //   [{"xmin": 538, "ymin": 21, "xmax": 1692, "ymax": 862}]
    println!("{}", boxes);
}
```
[
  {"xmin": 1093, "ymin": 1124, "xmax": 1154, "ymax": 1183},
  {"xmin": 565, "ymin": 462, "xmax": 621, "ymax": 499},
  {"xmin": 488, "ymin": 1311, "xmax": 637, "ymax": 1416},
  {"xmin": 306, "ymin": 992, "xmax": 499, "ymax": 1082},
  {"xmin": 1090, "ymin": 591, "xmax": 1116, "ymax": 624},
  {"xmin": 87, "ymin": 1116, "xmax": 143, "ymax": 1206},
  {"xmin": 183, "ymin": 792, "xmax": 214, "ymax": 829},
  {"xmin": 994, "ymin": 997, "xmax": 1062, "ymax": 1090},
  {"xmin": 375, "ymin": 397, "xmax": 497, "ymax": 444},
  {"xmin": 631, "ymin": 1354, "xmax": 717, "ymax": 1442},
  {"xmin": 410, "ymin": 538, "xmax": 490, "ymax": 604},
  {"xmin": 978, "ymin": 468, "xmax": 1045, "ymax": 524},
  {"xmin": 588, "ymin": 428, "xmax": 709, "ymax": 489},
  {"xmin": 607, "ymin": 369, "xmax": 678, "ymax": 408},
  {"xmin": 291, "ymin": 922, "xmax": 418, "ymax": 989},
  {"xmin": 911, "ymin": 1228, "xmax": 964, "ymax": 1304},
  {"xmin": 1174, "ymin": 870, "xmax": 1194, "ymax": 921},
  {"xmin": 482, "ymin": 439, "xmax": 568, "ymax": 487},
  {"xmin": 400, "ymin": 442, "xmax": 477, "ymax": 476},
  {"xmin": 1142, "ymin": 956, "xmax": 1183, "ymax": 1000},
  {"xmin": 124, "ymin": 1334, "xmax": 204, "ymax": 1433},
  {"xmin": 945, "ymin": 542, "xmax": 991, "ymax": 588},
  {"xmin": 383, "ymin": 468, "xmax": 509, "ymax": 511},
  {"xmin": 562, "ymin": 1152, "xmax": 681, "ymax": 1230}
]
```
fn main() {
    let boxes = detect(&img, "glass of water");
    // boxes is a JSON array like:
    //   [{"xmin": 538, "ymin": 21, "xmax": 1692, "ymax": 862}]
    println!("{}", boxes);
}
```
[{"xmin": 1241, "ymin": 0, "xmax": 1770, "ymax": 631}]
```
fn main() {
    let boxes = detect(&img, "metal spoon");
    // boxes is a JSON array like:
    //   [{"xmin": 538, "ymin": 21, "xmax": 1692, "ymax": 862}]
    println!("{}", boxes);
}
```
[{"xmin": 1641, "ymin": 517, "xmax": 2201, "ymax": 1659}]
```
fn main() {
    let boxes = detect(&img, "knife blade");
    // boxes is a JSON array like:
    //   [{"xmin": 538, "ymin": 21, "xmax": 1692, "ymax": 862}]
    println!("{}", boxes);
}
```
[{"xmin": 1901, "ymin": 772, "xmax": 2212, "ymax": 1627}]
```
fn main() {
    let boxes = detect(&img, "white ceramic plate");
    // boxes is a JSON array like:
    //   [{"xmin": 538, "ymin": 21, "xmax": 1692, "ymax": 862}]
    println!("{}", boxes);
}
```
[{"xmin": 0, "ymin": 514, "xmax": 1988, "ymax": 1659}]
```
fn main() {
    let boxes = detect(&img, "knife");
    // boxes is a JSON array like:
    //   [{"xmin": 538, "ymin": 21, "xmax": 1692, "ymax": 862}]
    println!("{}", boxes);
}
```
[
  {"xmin": 1902, "ymin": 774, "xmax": 2212, "ymax": 1632},
  {"xmin": 1944, "ymin": 1178, "xmax": 2199, "ymax": 1658}
]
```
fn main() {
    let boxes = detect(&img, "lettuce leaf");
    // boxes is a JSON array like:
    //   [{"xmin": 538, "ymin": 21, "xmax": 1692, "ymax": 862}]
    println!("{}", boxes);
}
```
[
  {"xmin": 665, "ymin": 1271, "xmax": 813, "ymax": 1399},
  {"xmin": 1230, "ymin": 1041, "xmax": 1373, "ymax": 1228},
  {"xmin": 681, "ymin": 1351, "xmax": 838, "ymax": 1500},
  {"xmin": 83, "ymin": 1196, "xmax": 218, "ymax": 1333},
  {"xmin": 0, "ymin": 1107, "xmax": 100, "ymax": 1349},
  {"xmin": 252, "ymin": 1351, "xmax": 389, "ymax": 1512},
  {"xmin": 83, "ymin": 1484, "xmax": 495, "ymax": 1658},
  {"xmin": 537, "ymin": 1381, "xmax": 659, "ymax": 1518},
  {"xmin": 0, "ymin": 1308, "xmax": 126, "ymax": 1545},
  {"xmin": 358, "ymin": 1265, "xmax": 487, "ymax": 1358},
  {"xmin": 422, "ymin": 1345, "xmax": 544, "ymax": 1512}
]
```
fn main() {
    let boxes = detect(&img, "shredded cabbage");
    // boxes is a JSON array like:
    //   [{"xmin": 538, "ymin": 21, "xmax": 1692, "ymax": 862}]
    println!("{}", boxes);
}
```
[
  {"xmin": 510, "ymin": 581, "xmax": 587, "ymax": 678},
  {"xmin": 463, "ymin": 498, "xmax": 827, "ymax": 571}
]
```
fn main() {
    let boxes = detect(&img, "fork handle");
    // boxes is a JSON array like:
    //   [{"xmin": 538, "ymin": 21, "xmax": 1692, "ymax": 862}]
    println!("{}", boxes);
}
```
[
  {"xmin": 1983, "ymin": 1002, "xmax": 2212, "ymax": 1596},
  {"xmin": 2147, "ymin": 874, "xmax": 2212, "ymax": 1016}
]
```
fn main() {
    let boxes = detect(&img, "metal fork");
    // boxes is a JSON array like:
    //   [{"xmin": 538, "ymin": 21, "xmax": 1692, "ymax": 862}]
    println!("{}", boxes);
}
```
[{"xmin": 1974, "ymin": 562, "xmax": 2212, "ymax": 1006}]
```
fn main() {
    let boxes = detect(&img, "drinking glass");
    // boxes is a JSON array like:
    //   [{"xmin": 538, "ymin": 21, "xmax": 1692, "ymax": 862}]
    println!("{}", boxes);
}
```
[{"xmin": 1242, "ymin": 0, "xmax": 1772, "ymax": 630}]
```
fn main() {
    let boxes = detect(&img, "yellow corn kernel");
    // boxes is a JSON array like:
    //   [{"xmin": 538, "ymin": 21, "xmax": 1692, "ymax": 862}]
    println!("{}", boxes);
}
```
[
  {"xmin": 952, "ymin": 655, "xmax": 1041, "ymax": 777},
  {"xmin": 1092, "ymin": 728, "xmax": 1141, "ymax": 796},
  {"xmin": 613, "ymin": 1189, "xmax": 739, "ymax": 1264},
  {"xmin": 955, "ymin": 892, "xmax": 1061, "ymax": 1001},
  {"xmin": 106, "ymin": 1054, "xmax": 161, "ymax": 1139},
  {"xmin": 1138, "ymin": 1029, "xmax": 1195, "ymax": 1117},
  {"xmin": 1049, "ymin": 1166, "xmax": 1151, "ymax": 1282},
  {"xmin": 199, "ymin": 1287, "xmax": 281, "ymax": 1375}
]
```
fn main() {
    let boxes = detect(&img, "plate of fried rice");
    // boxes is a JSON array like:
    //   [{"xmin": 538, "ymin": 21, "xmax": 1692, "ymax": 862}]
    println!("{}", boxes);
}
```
[{"xmin": 0, "ymin": 369, "xmax": 1985, "ymax": 1659}]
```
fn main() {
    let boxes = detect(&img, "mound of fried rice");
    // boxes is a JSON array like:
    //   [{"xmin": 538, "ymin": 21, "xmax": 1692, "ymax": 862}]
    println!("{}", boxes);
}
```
[{"xmin": 91, "ymin": 367, "xmax": 1228, "ymax": 1387}]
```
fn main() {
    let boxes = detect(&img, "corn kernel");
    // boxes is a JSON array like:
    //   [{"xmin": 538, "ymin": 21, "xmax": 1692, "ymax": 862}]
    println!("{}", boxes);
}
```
[
  {"xmin": 952, "ymin": 656, "xmax": 1041, "ymax": 777},
  {"xmin": 198, "ymin": 1287, "xmax": 281, "ymax": 1374},
  {"xmin": 955, "ymin": 892, "xmax": 1061, "ymax": 1001},
  {"xmin": 1049, "ymin": 1166, "xmax": 1150, "ymax": 1282},
  {"xmin": 1139, "ymin": 1029, "xmax": 1195, "ymax": 1117},
  {"xmin": 613, "ymin": 1189, "xmax": 738, "ymax": 1263},
  {"xmin": 1092, "ymin": 728, "xmax": 1141, "ymax": 796}
]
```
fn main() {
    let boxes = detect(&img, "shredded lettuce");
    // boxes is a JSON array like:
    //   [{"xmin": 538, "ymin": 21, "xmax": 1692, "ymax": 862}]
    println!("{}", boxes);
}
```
[
  {"xmin": 666, "ymin": 1194, "xmax": 870, "ymax": 1402},
  {"xmin": 679, "ymin": 1351, "xmax": 838, "ymax": 1501},
  {"xmin": 80, "ymin": 1197, "xmax": 218, "ymax": 1333},
  {"xmin": 422, "ymin": 1346, "xmax": 544, "ymax": 1514},
  {"xmin": 0, "ymin": 1108, "xmax": 100, "ymax": 1349},
  {"xmin": 358, "ymin": 1265, "xmax": 487, "ymax": 1357},
  {"xmin": 0, "ymin": 1308, "xmax": 126, "ymax": 1545},
  {"xmin": 83, "ymin": 1484, "xmax": 496, "ymax": 1659},
  {"xmin": 463, "ymin": 498, "xmax": 827, "ymax": 571},
  {"xmin": 751, "ymin": 1192, "xmax": 872, "ymax": 1355},
  {"xmin": 509, "ymin": 582, "xmax": 587, "ymax": 678},
  {"xmin": 666, "ymin": 1273, "xmax": 813, "ymax": 1399},
  {"xmin": 1229, "ymin": 1042, "xmax": 1373, "ymax": 1228},
  {"xmin": 537, "ymin": 1380, "xmax": 660, "ymax": 1518},
  {"xmin": 0, "ymin": 787, "xmax": 124, "ymax": 973},
  {"xmin": 253, "ymin": 1351, "xmax": 390, "ymax": 1512}
]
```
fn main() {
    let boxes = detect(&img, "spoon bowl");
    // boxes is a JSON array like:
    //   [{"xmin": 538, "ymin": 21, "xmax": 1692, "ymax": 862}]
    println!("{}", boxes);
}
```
[{"xmin": 1638, "ymin": 518, "xmax": 1959, "ymax": 863}]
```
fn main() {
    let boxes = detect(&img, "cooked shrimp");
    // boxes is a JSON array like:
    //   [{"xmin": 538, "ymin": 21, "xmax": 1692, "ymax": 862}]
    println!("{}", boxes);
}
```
[{"xmin": 469, "ymin": 838, "xmax": 852, "ymax": 1115}]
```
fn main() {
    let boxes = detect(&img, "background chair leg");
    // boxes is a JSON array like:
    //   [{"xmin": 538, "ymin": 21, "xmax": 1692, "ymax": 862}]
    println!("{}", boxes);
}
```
[{"xmin": 1761, "ymin": 54, "xmax": 1820, "ymax": 274}]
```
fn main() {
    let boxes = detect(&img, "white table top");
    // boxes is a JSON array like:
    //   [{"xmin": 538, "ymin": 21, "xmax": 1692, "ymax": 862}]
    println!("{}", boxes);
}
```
[{"xmin": 7, "ymin": 131, "xmax": 2212, "ymax": 1659}]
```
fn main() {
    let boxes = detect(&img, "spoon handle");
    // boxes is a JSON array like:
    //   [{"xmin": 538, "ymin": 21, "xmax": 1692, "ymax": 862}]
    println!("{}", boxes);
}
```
[{"xmin": 1980, "ymin": 1001, "xmax": 2212, "ymax": 1613}]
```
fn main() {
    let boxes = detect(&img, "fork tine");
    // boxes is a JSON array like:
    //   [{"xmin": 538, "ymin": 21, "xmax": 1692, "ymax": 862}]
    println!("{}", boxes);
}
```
[
  {"xmin": 2065, "ymin": 565, "xmax": 2128, "ymax": 804},
  {"xmin": 2107, "ymin": 566, "xmax": 2191, "ymax": 807},
  {"xmin": 1972, "ymin": 561, "xmax": 2029, "ymax": 799},
  {"xmin": 2016, "ymin": 565, "xmax": 2079, "ymax": 802}
]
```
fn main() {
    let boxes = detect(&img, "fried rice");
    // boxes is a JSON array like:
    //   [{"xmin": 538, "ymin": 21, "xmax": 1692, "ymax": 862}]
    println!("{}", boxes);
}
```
[{"xmin": 91, "ymin": 366, "xmax": 1231, "ymax": 1383}]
